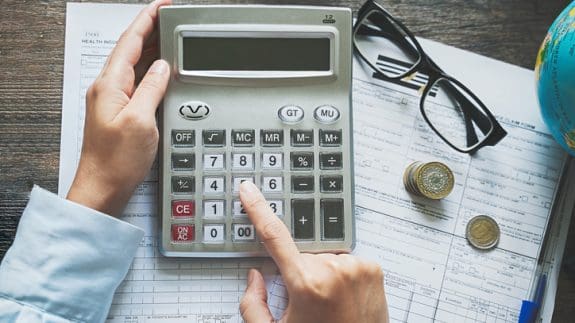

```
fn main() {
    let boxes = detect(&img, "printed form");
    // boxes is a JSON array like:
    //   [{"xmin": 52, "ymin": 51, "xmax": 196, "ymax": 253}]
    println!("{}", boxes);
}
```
[{"xmin": 60, "ymin": 3, "xmax": 574, "ymax": 323}]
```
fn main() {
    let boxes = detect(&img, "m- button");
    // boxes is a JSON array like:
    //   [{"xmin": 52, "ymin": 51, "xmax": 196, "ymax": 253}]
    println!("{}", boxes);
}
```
[{"xmin": 291, "ymin": 129, "xmax": 313, "ymax": 146}]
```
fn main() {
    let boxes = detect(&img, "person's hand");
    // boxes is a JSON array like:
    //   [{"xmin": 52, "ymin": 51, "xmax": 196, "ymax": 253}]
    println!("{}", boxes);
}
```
[
  {"xmin": 239, "ymin": 181, "xmax": 389, "ymax": 323},
  {"xmin": 67, "ymin": 0, "xmax": 172, "ymax": 216}
]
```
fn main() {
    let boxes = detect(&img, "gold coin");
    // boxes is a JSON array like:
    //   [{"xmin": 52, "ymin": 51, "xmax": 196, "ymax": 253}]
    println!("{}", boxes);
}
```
[
  {"xmin": 403, "ymin": 162, "xmax": 420, "ymax": 194},
  {"xmin": 466, "ymin": 215, "xmax": 500, "ymax": 250},
  {"xmin": 415, "ymin": 162, "xmax": 454, "ymax": 199}
]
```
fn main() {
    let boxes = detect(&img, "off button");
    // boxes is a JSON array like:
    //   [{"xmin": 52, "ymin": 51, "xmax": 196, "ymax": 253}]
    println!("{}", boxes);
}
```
[{"xmin": 278, "ymin": 105, "xmax": 304, "ymax": 124}]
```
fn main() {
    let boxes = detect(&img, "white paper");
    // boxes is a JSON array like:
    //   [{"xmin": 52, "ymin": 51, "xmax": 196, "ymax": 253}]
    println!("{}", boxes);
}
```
[{"xmin": 59, "ymin": 4, "xmax": 573, "ymax": 323}]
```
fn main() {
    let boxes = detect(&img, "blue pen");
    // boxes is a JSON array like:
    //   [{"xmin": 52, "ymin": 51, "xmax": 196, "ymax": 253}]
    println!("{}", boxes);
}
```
[{"xmin": 518, "ymin": 273, "xmax": 547, "ymax": 323}]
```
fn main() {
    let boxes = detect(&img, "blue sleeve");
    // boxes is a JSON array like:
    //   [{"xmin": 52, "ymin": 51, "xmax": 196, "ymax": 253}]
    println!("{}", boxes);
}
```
[{"xmin": 0, "ymin": 186, "xmax": 144, "ymax": 323}]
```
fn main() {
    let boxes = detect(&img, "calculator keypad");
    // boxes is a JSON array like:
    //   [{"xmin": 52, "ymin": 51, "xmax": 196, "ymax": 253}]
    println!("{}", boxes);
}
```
[{"xmin": 167, "ymin": 127, "xmax": 347, "ymax": 251}]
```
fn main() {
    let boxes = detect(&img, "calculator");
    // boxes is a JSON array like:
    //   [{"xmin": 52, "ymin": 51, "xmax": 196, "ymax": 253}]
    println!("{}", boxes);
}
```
[{"xmin": 158, "ymin": 5, "xmax": 354, "ymax": 257}]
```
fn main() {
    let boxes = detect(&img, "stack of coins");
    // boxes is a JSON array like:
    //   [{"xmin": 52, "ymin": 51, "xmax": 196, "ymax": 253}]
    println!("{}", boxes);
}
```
[
  {"xmin": 466, "ymin": 215, "xmax": 500, "ymax": 250},
  {"xmin": 403, "ymin": 161, "xmax": 454, "ymax": 200}
]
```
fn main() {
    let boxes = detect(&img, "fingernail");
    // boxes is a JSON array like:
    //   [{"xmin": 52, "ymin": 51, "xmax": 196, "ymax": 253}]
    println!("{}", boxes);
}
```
[
  {"xmin": 149, "ymin": 60, "xmax": 168, "ymax": 75},
  {"xmin": 240, "ymin": 181, "xmax": 258, "ymax": 196}
]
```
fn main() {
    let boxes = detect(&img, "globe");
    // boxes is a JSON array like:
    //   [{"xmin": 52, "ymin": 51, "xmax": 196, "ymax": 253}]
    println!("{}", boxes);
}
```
[{"xmin": 536, "ymin": 1, "xmax": 575, "ymax": 157}]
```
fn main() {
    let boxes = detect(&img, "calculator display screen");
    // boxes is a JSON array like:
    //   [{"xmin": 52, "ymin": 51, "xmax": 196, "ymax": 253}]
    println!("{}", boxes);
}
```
[{"xmin": 182, "ymin": 37, "xmax": 331, "ymax": 71}]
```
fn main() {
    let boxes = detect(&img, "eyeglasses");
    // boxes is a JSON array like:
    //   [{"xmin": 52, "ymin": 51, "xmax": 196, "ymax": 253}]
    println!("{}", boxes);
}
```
[{"xmin": 353, "ymin": 0, "xmax": 507, "ymax": 154}]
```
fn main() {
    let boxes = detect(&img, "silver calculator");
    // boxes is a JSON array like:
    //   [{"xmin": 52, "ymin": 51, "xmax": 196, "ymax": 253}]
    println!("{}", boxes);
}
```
[{"xmin": 158, "ymin": 5, "xmax": 354, "ymax": 257}]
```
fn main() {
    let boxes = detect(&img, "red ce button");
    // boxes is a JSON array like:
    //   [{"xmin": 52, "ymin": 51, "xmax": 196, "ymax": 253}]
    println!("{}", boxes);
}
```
[{"xmin": 172, "ymin": 200, "xmax": 195, "ymax": 217}]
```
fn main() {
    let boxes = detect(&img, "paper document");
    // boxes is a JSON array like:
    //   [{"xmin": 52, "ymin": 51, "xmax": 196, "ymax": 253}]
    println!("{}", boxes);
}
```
[{"xmin": 60, "ymin": 3, "xmax": 573, "ymax": 323}]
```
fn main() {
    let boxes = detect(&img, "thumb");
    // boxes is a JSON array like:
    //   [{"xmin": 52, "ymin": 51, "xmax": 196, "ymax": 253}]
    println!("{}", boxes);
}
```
[
  {"xmin": 240, "ymin": 269, "xmax": 275, "ymax": 323},
  {"xmin": 126, "ymin": 59, "xmax": 170, "ymax": 117}
]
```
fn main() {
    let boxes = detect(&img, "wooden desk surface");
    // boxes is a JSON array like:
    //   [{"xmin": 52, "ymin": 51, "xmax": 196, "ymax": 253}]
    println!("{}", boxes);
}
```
[{"xmin": 1, "ymin": 0, "xmax": 574, "ymax": 320}]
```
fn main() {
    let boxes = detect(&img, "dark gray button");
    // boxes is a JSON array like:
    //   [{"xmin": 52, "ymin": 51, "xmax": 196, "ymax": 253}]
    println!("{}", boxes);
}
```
[
  {"xmin": 172, "ymin": 176, "xmax": 195, "ymax": 194},
  {"xmin": 172, "ymin": 153, "xmax": 195, "ymax": 170},
  {"xmin": 321, "ymin": 175, "xmax": 343, "ymax": 193},
  {"xmin": 261, "ymin": 129, "xmax": 284, "ymax": 146},
  {"xmin": 319, "ymin": 129, "xmax": 342, "ymax": 146},
  {"xmin": 292, "ymin": 176, "xmax": 314, "ymax": 193},
  {"xmin": 319, "ymin": 152, "xmax": 342, "ymax": 169},
  {"xmin": 292, "ymin": 199, "xmax": 314, "ymax": 240},
  {"xmin": 291, "ymin": 129, "xmax": 313, "ymax": 146},
  {"xmin": 203, "ymin": 130, "xmax": 226, "ymax": 146},
  {"xmin": 321, "ymin": 199, "xmax": 344, "ymax": 240},
  {"xmin": 232, "ymin": 129, "xmax": 255, "ymax": 146},
  {"xmin": 172, "ymin": 130, "xmax": 195, "ymax": 146},
  {"xmin": 291, "ymin": 152, "xmax": 314, "ymax": 170}
]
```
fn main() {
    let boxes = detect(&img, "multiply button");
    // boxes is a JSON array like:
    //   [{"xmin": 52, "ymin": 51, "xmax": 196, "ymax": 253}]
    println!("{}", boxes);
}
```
[
  {"xmin": 261, "ymin": 129, "xmax": 284, "ymax": 146},
  {"xmin": 321, "ymin": 199, "xmax": 344, "ymax": 240},
  {"xmin": 320, "ymin": 175, "xmax": 343, "ymax": 193},
  {"xmin": 292, "ymin": 199, "xmax": 315, "ymax": 240},
  {"xmin": 172, "ymin": 200, "xmax": 195, "ymax": 217},
  {"xmin": 172, "ymin": 130, "xmax": 195, "ymax": 146},
  {"xmin": 291, "ymin": 129, "xmax": 313, "ymax": 146},
  {"xmin": 278, "ymin": 105, "xmax": 304, "ymax": 124},
  {"xmin": 203, "ymin": 130, "xmax": 226, "ymax": 146},
  {"xmin": 172, "ymin": 153, "xmax": 195, "ymax": 170},
  {"xmin": 232, "ymin": 129, "xmax": 255, "ymax": 146},
  {"xmin": 314, "ymin": 105, "xmax": 340, "ymax": 124},
  {"xmin": 320, "ymin": 129, "xmax": 342, "ymax": 146},
  {"xmin": 319, "ymin": 152, "xmax": 342, "ymax": 169}
]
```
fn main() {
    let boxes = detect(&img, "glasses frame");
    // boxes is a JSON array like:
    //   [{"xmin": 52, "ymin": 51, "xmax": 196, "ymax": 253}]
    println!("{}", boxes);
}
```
[{"xmin": 353, "ymin": 0, "xmax": 507, "ymax": 154}]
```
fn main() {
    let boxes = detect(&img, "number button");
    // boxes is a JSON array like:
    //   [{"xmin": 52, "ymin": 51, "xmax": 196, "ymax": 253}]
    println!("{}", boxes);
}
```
[
  {"xmin": 203, "ymin": 225, "xmax": 225, "ymax": 243},
  {"xmin": 204, "ymin": 176, "xmax": 225, "ymax": 194},
  {"xmin": 268, "ymin": 200, "xmax": 284, "ymax": 216},
  {"xmin": 233, "ymin": 176, "xmax": 255, "ymax": 194},
  {"xmin": 233, "ymin": 224, "xmax": 255, "ymax": 242},
  {"xmin": 232, "ymin": 200, "xmax": 247, "ymax": 217},
  {"xmin": 232, "ymin": 153, "xmax": 254, "ymax": 170},
  {"xmin": 203, "ymin": 200, "xmax": 224, "ymax": 218},
  {"xmin": 203, "ymin": 153, "xmax": 225, "ymax": 170},
  {"xmin": 262, "ymin": 153, "xmax": 283, "ymax": 169},
  {"xmin": 262, "ymin": 176, "xmax": 283, "ymax": 193}
]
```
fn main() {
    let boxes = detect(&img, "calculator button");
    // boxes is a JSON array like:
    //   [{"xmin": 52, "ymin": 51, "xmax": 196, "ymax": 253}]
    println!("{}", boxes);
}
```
[
  {"xmin": 268, "ymin": 200, "xmax": 284, "ymax": 216},
  {"xmin": 178, "ymin": 102, "xmax": 210, "ymax": 120},
  {"xmin": 262, "ymin": 176, "xmax": 283, "ymax": 193},
  {"xmin": 291, "ymin": 129, "xmax": 314, "ymax": 146},
  {"xmin": 314, "ymin": 105, "xmax": 340, "ymax": 124},
  {"xmin": 171, "ymin": 176, "xmax": 195, "ymax": 194},
  {"xmin": 203, "ymin": 200, "xmax": 225, "ymax": 218},
  {"xmin": 321, "ymin": 199, "xmax": 344, "ymax": 240},
  {"xmin": 203, "ymin": 225, "xmax": 225, "ymax": 243},
  {"xmin": 278, "ymin": 105, "xmax": 304, "ymax": 124},
  {"xmin": 172, "ymin": 130, "xmax": 195, "ymax": 147},
  {"xmin": 233, "ymin": 176, "xmax": 255, "ymax": 194},
  {"xmin": 291, "ymin": 152, "xmax": 314, "ymax": 170},
  {"xmin": 232, "ymin": 200, "xmax": 247, "ymax": 217},
  {"xmin": 292, "ymin": 176, "xmax": 314, "ymax": 193},
  {"xmin": 204, "ymin": 176, "xmax": 225, "ymax": 194},
  {"xmin": 261, "ymin": 129, "xmax": 284, "ymax": 146},
  {"xmin": 203, "ymin": 153, "xmax": 225, "ymax": 170},
  {"xmin": 171, "ymin": 224, "xmax": 195, "ymax": 242},
  {"xmin": 319, "ymin": 152, "xmax": 342, "ymax": 170},
  {"xmin": 233, "ymin": 224, "xmax": 256, "ymax": 242},
  {"xmin": 232, "ymin": 129, "xmax": 255, "ymax": 146},
  {"xmin": 203, "ymin": 130, "xmax": 226, "ymax": 146},
  {"xmin": 319, "ymin": 129, "xmax": 342, "ymax": 146},
  {"xmin": 320, "ymin": 175, "xmax": 343, "ymax": 193},
  {"xmin": 262, "ymin": 153, "xmax": 283, "ymax": 169},
  {"xmin": 172, "ymin": 200, "xmax": 195, "ymax": 217},
  {"xmin": 292, "ymin": 199, "xmax": 315, "ymax": 240},
  {"xmin": 232, "ymin": 153, "xmax": 255, "ymax": 170},
  {"xmin": 172, "ymin": 153, "xmax": 195, "ymax": 170}
]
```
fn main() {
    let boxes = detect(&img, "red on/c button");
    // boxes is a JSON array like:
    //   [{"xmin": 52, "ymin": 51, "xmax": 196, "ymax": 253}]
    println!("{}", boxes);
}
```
[
  {"xmin": 172, "ymin": 200, "xmax": 195, "ymax": 217},
  {"xmin": 171, "ymin": 224, "xmax": 195, "ymax": 242}
]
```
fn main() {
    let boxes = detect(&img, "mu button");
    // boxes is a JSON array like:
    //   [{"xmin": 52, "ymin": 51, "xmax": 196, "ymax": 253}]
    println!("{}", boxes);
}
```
[{"xmin": 172, "ymin": 200, "xmax": 195, "ymax": 217}]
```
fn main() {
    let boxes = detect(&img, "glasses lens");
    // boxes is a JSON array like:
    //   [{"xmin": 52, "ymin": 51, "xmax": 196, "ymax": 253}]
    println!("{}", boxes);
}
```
[
  {"xmin": 422, "ymin": 78, "xmax": 494, "ymax": 151},
  {"xmin": 354, "ymin": 10, "xmax": 421, "ymax": 78}
]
